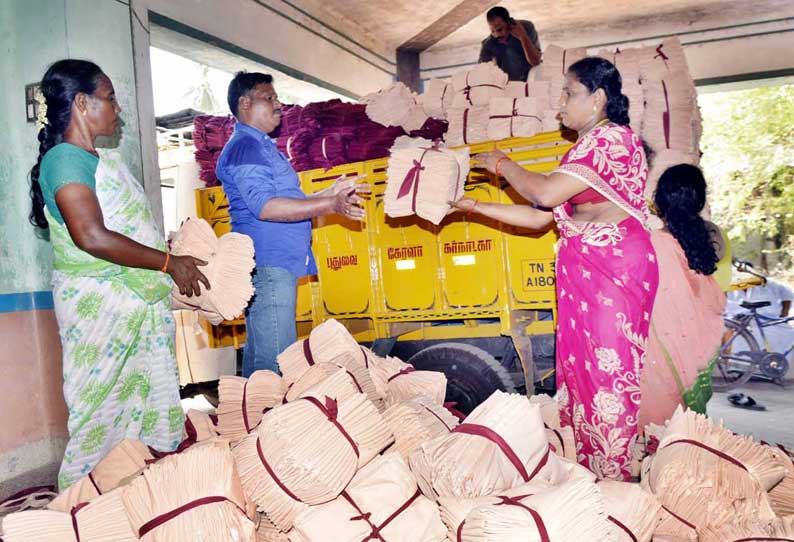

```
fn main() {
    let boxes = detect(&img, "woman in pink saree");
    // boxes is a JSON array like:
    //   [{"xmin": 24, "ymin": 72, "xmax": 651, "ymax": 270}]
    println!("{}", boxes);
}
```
[{"xmin": 452, "ymin": 57, "xmax": 658, "ymax": 480}]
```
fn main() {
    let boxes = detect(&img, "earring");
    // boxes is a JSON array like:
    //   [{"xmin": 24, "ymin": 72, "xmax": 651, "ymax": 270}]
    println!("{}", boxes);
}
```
[{"xmin": 82, "ymin": 110, "xmax": 87, "ymax": 116}]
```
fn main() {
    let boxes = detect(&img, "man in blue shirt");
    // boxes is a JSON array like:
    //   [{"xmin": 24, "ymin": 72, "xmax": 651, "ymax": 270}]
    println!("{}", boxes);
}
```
[{"xmin": 216, "ymin": 71, "xmax": 365, "ymax": 376}]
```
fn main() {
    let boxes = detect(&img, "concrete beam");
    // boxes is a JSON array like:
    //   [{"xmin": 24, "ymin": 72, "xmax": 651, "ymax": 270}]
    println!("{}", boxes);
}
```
[
  {"xmin": 396, "ymin": 48, "xmax": 421, "ymax": 92},
  {"xmin": 399, "ymin": 0, "xmax": 495, "ymax": 52}
]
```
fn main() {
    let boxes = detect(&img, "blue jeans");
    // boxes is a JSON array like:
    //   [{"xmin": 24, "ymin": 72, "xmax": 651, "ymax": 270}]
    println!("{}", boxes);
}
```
[{"xmin": 242, "ymin": 266, "xmax": 297, "ymax": 377}]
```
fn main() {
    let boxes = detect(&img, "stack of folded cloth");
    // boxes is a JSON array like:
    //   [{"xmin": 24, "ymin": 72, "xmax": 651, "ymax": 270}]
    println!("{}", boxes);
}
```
[
  {"xmin": 455, "ymin": 478, "xmax": 617, "ymax": 542},
  {"xmin": 419, "ymin": 78, "xmax": 454, "ymax": 120},
  {"xmin": 597, "ymin": 481, "xmax": 661, "ymax": 542},
  {"xmin": 2, "ymin": 489, "xmax": 138, "ymax": 542},
  {"xmin": 612, "ymin": 47, "xmax": 645, "ymax": 134},
  {"xmin": 408, "ymin": 391, "xmax": 565, "ymax": 501},
  {"xmin": 232, "ymin": 393, "xmax": 393, "ymax": 530},
  {"xmin": 768, "ymin": 443, "xmax": 794, "ymax": 516},
  {"xmin": 641, "ymin": 70, "xmax": 699, "ymax": 156},
  {"xmin": 48, "ymin": 439, "xmax": 155, "ymax": 512},
  {"xmin": 528, "ymin": 394, "xmax": 576, "ymax": 462},
  {"xmin": 645, "ymin": 407, "xmax": 786, "ymax": 536},
  {"xmin": 284, "ymin": 362, "xmax": 383, "ymax": 410},
  {"xmin": 193, "ymin": 115, "xmax": 236, "ymax": 186},
  {"xmin": 384, "ymin": 136, "xmax": 469, "ymax": 224},
  {"xmin": 307, "ymin": 129, "xmax": 353, "ymax": 170},
  {"xmin": 289, "ymin": 453, "xmax": 447, "ymax": 542},
  {"xmin": 276, "ymin": 128, "xmax": 316, "ymax": 172},
  {"xmin": 699, "ymin": 516, "xmax": 794, "ymax": 542},
  {"xmin": 445, "ymin": 106, "xmax": 490, "ymax": 147},
  {"xmin": 535, "ymin": 45, "xmax": 587, "ymax": 108},
  {"xmin": 638, "ymin": 38, "xmax": 690, "ymax": 84},
  {"xmin": 123, "ymin": 441, "xmax": 256, "ymax": 541},
  {"xmin": 409, "ymin": 117, "xmax": 449, "ymax": 141},
  {"xmin": 487, "ymin": 97, "xmax": 543, "ymax": 140},
  {"xmin": 450, "ymin": 62, "xmax": 508, "ymax": 109},
  {"xmin": 277, "ymin": 318, "xmax": 369, "ymax": 386},
  {"xmin": 645, "ymin": 148, "xmax": 699, "ymax": 201},
  {"xmin": 364, "ymin": 82, "xmax": 429, "ymax": 133},
  {"xmin": 169, "ymin": 218, "xmax": 256, "ymax": 325},
  {"xmin": 383, "ymin": 396, "xmax": 460, "ymax": 459},
  {"xmin": 184, "ymin": 409, "xmax": 219, "ymax": 443},
  {"xmin": 367, "ymin": 352, "xmax": 448, "ymax": 408},
  {"xmin": 216, "ymin": 370, "xmax": 287, "ymax": 444}
]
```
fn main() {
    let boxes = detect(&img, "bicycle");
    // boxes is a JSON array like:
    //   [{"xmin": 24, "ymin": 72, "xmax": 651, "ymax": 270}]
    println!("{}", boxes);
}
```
[{"xmin": 715, "ymin": 264, "xmax": 794, "ymax": 391}]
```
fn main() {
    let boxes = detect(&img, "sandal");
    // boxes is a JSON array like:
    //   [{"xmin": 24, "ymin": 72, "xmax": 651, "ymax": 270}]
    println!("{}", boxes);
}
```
[{"xmin": 727, "ymin": 393, "xmax": 767, "ymax": 411}]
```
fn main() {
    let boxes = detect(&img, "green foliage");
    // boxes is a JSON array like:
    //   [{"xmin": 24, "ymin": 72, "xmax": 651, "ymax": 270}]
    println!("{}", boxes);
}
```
[{"xmin": 699, "ymin": 83, "xmax": 794, "ymax": 276}]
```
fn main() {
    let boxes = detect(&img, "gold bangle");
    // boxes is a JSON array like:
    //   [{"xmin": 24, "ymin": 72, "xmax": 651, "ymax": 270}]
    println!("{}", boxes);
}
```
[{"xmin": 161, "ymin": 251, "xmax": 170, "ymax": 273}]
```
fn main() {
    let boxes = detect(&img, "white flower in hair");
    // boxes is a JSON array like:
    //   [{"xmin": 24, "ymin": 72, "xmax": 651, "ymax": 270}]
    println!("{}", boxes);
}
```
[{"xmin": 34, "ymin": 88, "xmax": 48, "ymax": 132}]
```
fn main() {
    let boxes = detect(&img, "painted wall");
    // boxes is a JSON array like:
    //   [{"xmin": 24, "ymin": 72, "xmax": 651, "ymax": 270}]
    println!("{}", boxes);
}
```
[{"xmin": 0, "ymin": 0, "xmax": 142, "ymax": 500}]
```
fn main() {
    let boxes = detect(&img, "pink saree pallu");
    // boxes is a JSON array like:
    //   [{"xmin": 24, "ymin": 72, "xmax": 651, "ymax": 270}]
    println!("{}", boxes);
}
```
[{"xmin": 551, "ymin": 123, "xmax": 659, "ymax": 481}]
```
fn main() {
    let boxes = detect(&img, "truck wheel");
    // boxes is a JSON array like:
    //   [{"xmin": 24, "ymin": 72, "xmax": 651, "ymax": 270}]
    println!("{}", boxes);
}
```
[{"xmin": 407, "ymin": 343, "xmax": 515, "ymax": 415}]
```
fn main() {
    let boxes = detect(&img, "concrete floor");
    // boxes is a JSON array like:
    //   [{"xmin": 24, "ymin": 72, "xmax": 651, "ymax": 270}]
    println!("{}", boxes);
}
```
[{"xmin": 708, "ymin": 380, "xmax": 794, "ymax": 447}]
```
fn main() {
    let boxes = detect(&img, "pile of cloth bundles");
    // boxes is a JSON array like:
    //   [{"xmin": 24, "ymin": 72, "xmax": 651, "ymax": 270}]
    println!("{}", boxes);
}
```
[
  {"xmin": 232, "ymin": 393, "xmax": 393, "ymax": 530},
  {"xmin": 363, "ymin": 82, "xmax": 429, "ymax": 133},
  {"xmin": 454, "ymin": 478, "xmax": 618, "ymax": 542},
  {"xmin": 276, "ymin": 128, "xmax": 317, "ymax": 172},
  {"xmin": 183, "ymin": 408, "xmax": 220, "ymax": 443},
  {"xmin": 47, "ymin": 439, "xmax": 155, "ymax": 511},
  {"xmin": 169, "ymin": 218, "xmax": 256, "ymax": 325},
  {"xmin": 368, "ymin": 350, "xmax": 448, "ymax": 408},
  {"xmin": 445, "ymin": 106, "xmax": 490, "ymax": 147},
  {"xmin": 638, "ymin": 37, "xmax": 690, "ymax": 83},
  {"xmin": 216, "ymin": 370, "xmax": 287, "ymax": 444},
  {"xmin": 307, "ymin": 129, "xmax": 354, "ymax": 170},
  {"xmin": 123, "ymin": 440, "xmax": 256, "ymax": 541},
  {"xmin": 699, "ymin": 516, "xmax": 794, "ymax": 542},
  {"xmin": 277, "ymin": 318, "xmax": 370, "ymax": 386},
  {"xmin": 384, "ymin": 136, "xmax": 469, "ymax": 225},
  {"xmin": 528, "ymin": 394, "xmax": 576, "ymax": 462},
  {"xmin": 408, "ymin": 391, "xmax": 566, "ymax": 501},
  {"xmin": 487, "ymin": 97, "xmax": 543, "ymax": 140},
  {"xmin": 289, "ymin": 453, "xmax": 447, "ymax": 542},
  {"xmin": 533, "ymin": 45, "xmax": 587, "ymax": 107},
  {"xmin": 3, "ymin": 489, "xmax": 138, "ymax": 542},
  {"xmin": 450, "ymin": 62, "xmax": 508, "ymax": 109},
  {"xmin": 409, "ymin": 117, "xmax": 449, "ymax": 141},
  {"xmin": 643, "ymin": 407, "xmax": 788, "ymax": 537},
  {"xmin": 284, "ymin": 361, "xmax": 383, "ymax": 411},
  {"xmin": 768, "ymin": 443, "xmax": 794, "ymax": 516},
  {"xmin": 597, "ymin": 481, "xmax": 661, "ymax": 542},
  {"xmin": 641, "ymin": 70, "xmax": 699, "ymax": 156},
  {"xmin": 645, "ymin": 148, "xmax": 699, "ymax": 201},
  {"xmin": 504, "ymin": 80, "xmax": 552, "ymax": 111},
  {"xmin": 419, "ymin": 78, "xmax": 454, "ymax": 120},
  {"xmin": 612, "ymin": 47, "xmax": 645, "ymax": 134},
  {"xmin": 193, "ymin": 115, "xmax": 236, "ymax": 186},
  {"xmin": 383, "ymin": 396, "xmax": 460, "ymax": 459}
]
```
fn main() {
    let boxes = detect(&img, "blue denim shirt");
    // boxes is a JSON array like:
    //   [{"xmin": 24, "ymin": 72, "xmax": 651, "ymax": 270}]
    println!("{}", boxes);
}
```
[{"xmin": 216, "ymin": 122, "xmax": 317, "ymax": 278}]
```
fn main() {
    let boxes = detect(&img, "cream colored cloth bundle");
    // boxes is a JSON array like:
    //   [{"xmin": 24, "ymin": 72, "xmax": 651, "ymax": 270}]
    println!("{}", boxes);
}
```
[
  {"xmin": 638, "ymin": 38, "xmax": 690, "ymax": 83},
  {"xmin": 256, "ymin": 513, "xmax": 291, "ymax": 542},
  {"xmin": 699, "ymin": 516, "xmax": 794, "ymax": 542},
  {"xmin": 597, "ymin": 481, "xmax": 661, "ymax": 542},
  {"xmin": 536, "ymin": 45, "xmax": 587, "ymax": 108},
  {"xmin": 437, "ymin": 480, "xmax": 556, "ymax": 541},
  {"xmin": 450, "ymin": 62, "xmax": 507, "ymax": 109},
  {"xmin": 487, "ymin": 97, "xmax": 542, "ymax": 140},
  {"xmin": 283, "ymin": 364, "xmax": 365, "ymax": 405},
  {"xmin": 645, "ymin": 148, "xmax": 699, "ymax": 201},
  {"xmin": 541, "ymin": 111, "xmax": 561, "ymax": 133},
  {"xmin": 184, "ymin": 408, "xmax": 219, "ymax": 442},
  {"xmin": 641, "ymin": 71, "xmax": 698, "ymax": 155},
  {"xmin": 169, "ymin": 217, "xmax": 256, "ymax": 325},
  {"xmin": 445, "ymin": 106, "xmax": 491, "ymax": 147},
  {"xmin": 646, "ymin": 407, "xmax": 781, "ymax": 529},
  {"xmin": 122, "ymin": 441, "xmax": 255, "ymax": 542},
  {"xmin": 232, "ymin": 393, "xmax": 393, "ymax": 531},
  {"xmin": 611, "ymin": 48, "xmax": 645, "ymax": 133},
  {"xmin": 409, "ymin": 391, "xmax": 564, "ymax": 500},
  {"xmin": 767, "ymin": 443, "xmax": 794, "ymax": 516},
  {"xmin": 457, "ymin": 478, "xmax": 617, "ymax": 542},
  {"xmin": 277, "ymin": 318, "xmax": 368, "ymax": 386},
  {"xmin": 383, "ymin": 396, "xmax": 460, "ymax": 459},
  {"xmin": 217, "ymin": 370, "xmax": 286, "ymax": 444},
  {"xmin": 48, "ymin": 439, "xmax": 155, "ymax": 512},
  {"xmin": 528, "ymin": 394, "xmax": 576, "ymax": 462},
  {"xmin": 364, "ymin": 82, "xmax": 428, "ymax": 132},
  {"xmin": 3, "ymin": 489, "xmax": 137, "ymax": 542},
  {"xmin": 384, "ymin": 136, "xmax": 469, "ymax": 225},
  {"xmin": 289, "ymin": 453, "xmax": 447, "ymax": 542},
  {"xmin": 419, "ymin": 78, "xmax": 454, "ymax": 120},
  {"xmin": 367, "ymin": 353, "xmax": 447, "ymax": 407}
]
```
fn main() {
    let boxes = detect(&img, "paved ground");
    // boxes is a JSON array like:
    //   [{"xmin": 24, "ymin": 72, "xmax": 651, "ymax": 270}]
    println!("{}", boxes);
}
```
[{"xmin": 708, "ymin": 380, "xmax": 794, "ymax": 447}]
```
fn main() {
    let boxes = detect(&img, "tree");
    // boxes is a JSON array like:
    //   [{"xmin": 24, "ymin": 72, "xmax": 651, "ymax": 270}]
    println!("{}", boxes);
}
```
[{"xmin": 699, "ymin": 83, "xmax": 794, "ymax": 280}]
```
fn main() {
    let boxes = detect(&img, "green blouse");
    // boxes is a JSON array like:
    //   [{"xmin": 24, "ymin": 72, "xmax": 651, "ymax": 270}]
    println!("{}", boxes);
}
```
[{"xmin": 39, "ymin": 143, "xmax": 99, "ymax": 225}]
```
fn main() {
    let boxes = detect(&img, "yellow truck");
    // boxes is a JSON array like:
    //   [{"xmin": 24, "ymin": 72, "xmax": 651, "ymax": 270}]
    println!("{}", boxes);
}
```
[{"xmin": 195, "ymin": 131, "xmax": 574, "ymax": 413}]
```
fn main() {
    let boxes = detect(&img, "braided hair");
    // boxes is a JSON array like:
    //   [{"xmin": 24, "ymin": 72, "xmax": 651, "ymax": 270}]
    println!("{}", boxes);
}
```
[
  {"xmin": 29, "ymin": 59, "xmax": 104, "ymax": 229},
  {"xmin": 568, "ymin": 56, "xmax": 631, "ymax": 126},
  {"xmin": 654, "ymin": 164, "xmax": 718, "ymax": 275}
]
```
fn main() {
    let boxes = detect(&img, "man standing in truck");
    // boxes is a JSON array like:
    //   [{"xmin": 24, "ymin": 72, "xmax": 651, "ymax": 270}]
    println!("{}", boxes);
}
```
[
  {"xmin": 479, "ymin": 7, "xmax": 542, "ymax": 81},
  {"xmin": 216, "ymin": 71, "xmax": 366, "ymax": 377}
]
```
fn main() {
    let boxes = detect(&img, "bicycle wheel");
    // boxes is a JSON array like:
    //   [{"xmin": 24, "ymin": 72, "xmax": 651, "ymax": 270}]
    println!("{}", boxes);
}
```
[{"xmin": 713, "ymin": 318, "xmax": 760, "ymax": 392}]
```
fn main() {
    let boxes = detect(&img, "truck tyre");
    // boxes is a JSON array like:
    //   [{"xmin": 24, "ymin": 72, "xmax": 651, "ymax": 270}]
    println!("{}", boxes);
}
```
[{"xmin": 407, "ymin": 343, "xmax": 515, "ymax": 415}]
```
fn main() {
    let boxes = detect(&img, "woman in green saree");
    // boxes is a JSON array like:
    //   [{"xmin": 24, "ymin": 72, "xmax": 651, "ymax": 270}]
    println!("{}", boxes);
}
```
[{"xmin": 29, "ymin": 59, "xmax": 210, "ymax": 489}]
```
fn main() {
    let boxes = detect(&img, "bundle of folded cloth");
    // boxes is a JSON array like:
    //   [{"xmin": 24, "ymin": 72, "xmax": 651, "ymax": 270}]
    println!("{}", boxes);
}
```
[
  {"xmin": 363, "ymin": 82, "xmax": 429, "ymax": 133},
  {"xmin": 532, "ymin": 45, "xmax": 587, "ymax": 109},
  {"xmin": 419, "ymin": 78, "xmax": 454, "ymax": 120},
  {"xmin": 169, "ymin": 218, "xmax": 256, "ymax": 325},
  {"xmin": 193, "ymin": 115, "xmax": 236, "ymax": 187},
  {"xmin": 528, "ymin": 394, "xmax": 576, "ymax": 462},
  {"xmin": 450, "ymin": 62, "xmax": 508, "ymax": 109},
  {"xmin": 487, "ymin": 97, "xmax": 543, "ymax": 140},
  {"xmin": 445, "ymin": 106, "xmax": 490, "ymax": 147},
  {"xmin": 216, "ymin": 370, "xmax": 287, "ymax": 444},
  {"xmin": 383, "ymin": 136, "xmax": 470, "ymax": 225}
]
